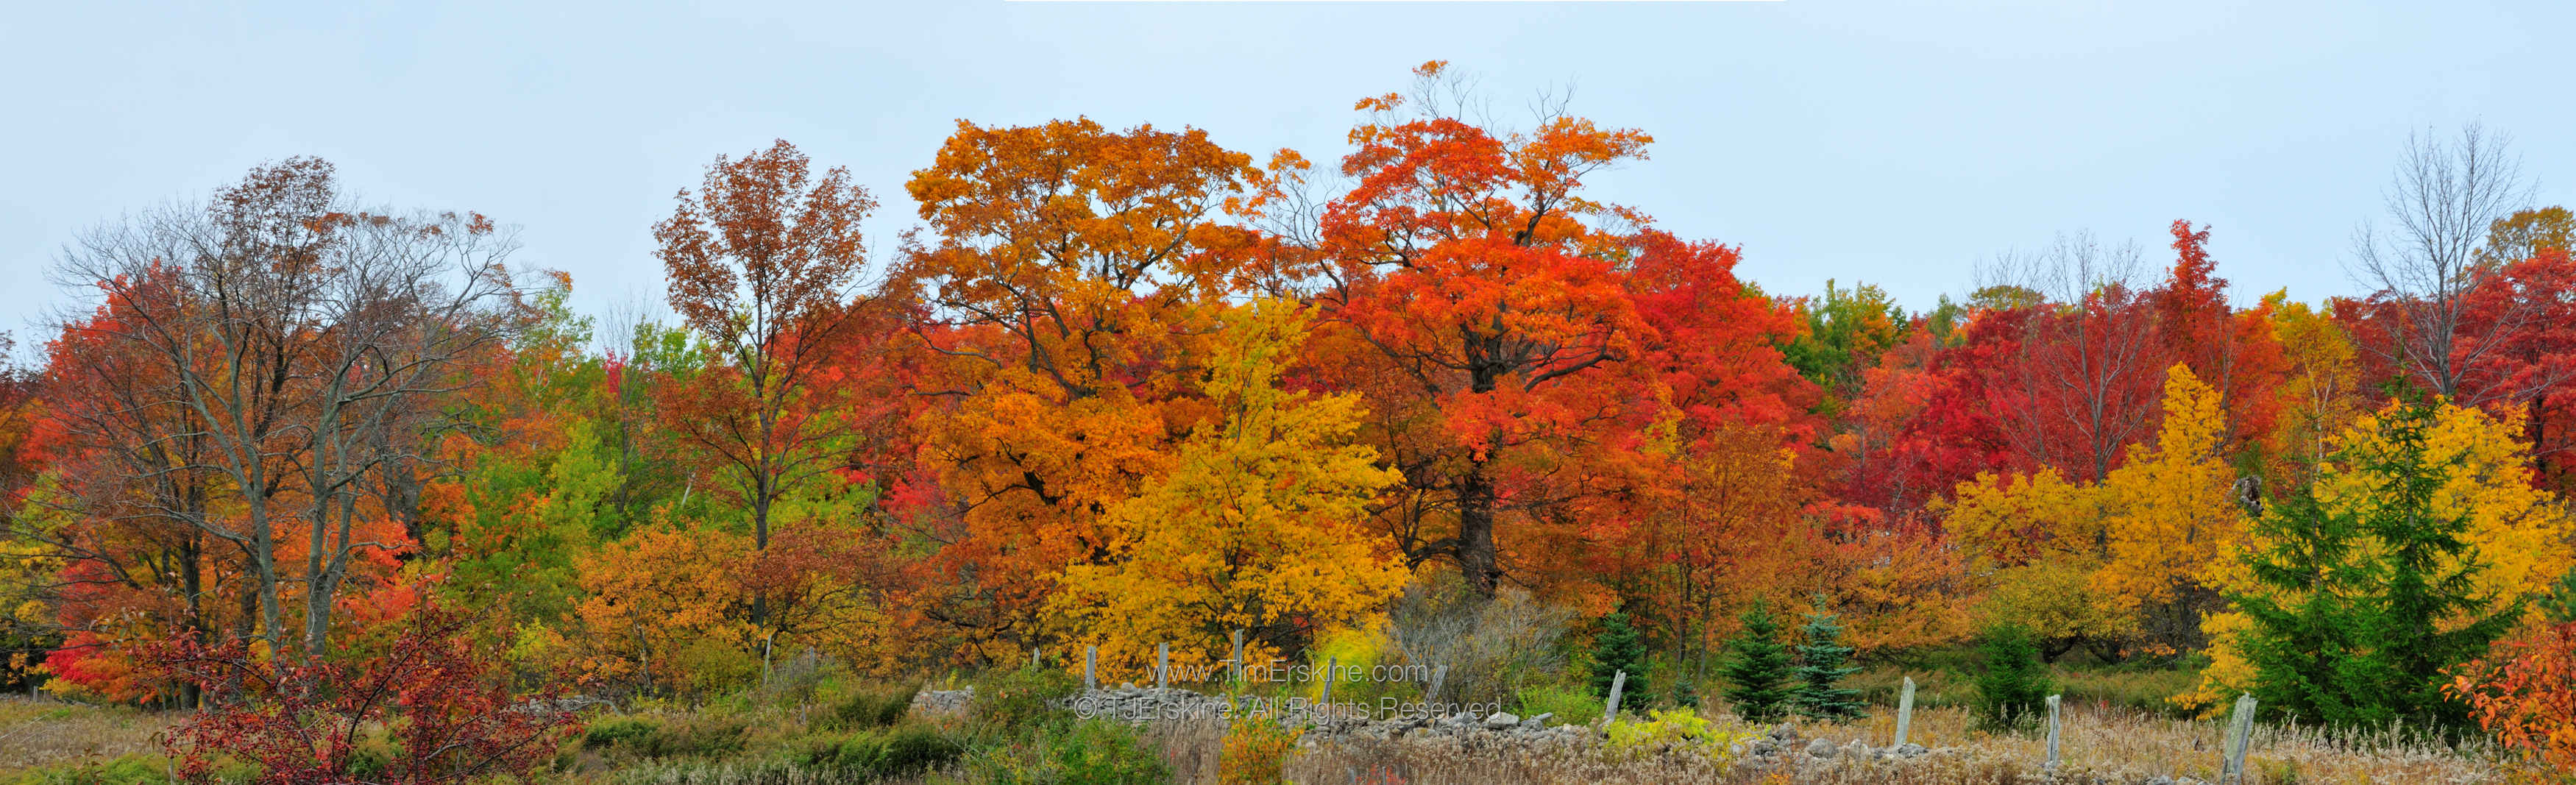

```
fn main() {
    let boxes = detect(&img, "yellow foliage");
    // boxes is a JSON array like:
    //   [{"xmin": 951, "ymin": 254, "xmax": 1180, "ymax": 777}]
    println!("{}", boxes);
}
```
[
  {"xmin": 2311, "ymin": 401, "xmax": 2575, "ymax": 611},
  {"xmin": 1051, "ymin": 300, "xmax": 1406, "ymax": 678},
  {"xmin": 1937, "ymin": 467, "xmax": 2104, "ymax": 570},
  {"xmin": 2096, "ymin": 364, "xmax": 2248, "ymax": 611},
  {"xmin": 2264, "ymin": 293, "xmax": 2363, "ymax": 474},
  {"xmin": 1978, "ymin": 561, "xmax": 2137, "ymax": 648},
  {"xmin": 573, "ymin": 519, "xmax": 757, "ymax": 694},
  {"xmin": 2182, "ymin": 399, "xmax": 2576, "ymax": 712}
]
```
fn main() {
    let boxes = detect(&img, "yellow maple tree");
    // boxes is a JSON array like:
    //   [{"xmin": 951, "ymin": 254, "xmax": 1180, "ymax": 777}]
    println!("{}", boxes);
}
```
[{"xmin": 1049, "ymin": 300, "xmax": 1405, "ymax": 679}]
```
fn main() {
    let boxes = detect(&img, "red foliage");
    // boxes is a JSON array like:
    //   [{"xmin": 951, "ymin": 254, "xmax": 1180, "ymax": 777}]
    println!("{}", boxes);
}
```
[{"xmin": 147, "ymin": 600, "xmax": 578, "ymax": 784}]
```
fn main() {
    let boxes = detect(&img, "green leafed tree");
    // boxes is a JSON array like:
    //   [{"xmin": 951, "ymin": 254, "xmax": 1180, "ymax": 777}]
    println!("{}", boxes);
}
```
[
  {"xmin": 1720, "ymin": 601, "xmax": 1793, "ymax": 722},
  {"xmin": 1590, "ymin": 610, "xmax": 1648, "ymax": 704},
  {"xmin": 1973, "ymin": 625, "xmax": 2051, "ymax": 731},
  {"xmin": 2231, "ymin": 395, "xmax": 2524, "ymax": 728}
]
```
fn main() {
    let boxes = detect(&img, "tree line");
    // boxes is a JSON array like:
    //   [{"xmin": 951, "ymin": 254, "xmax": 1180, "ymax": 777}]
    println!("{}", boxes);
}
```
[{"xmin": 1, "ymin": 61, "xmax": 2572, "ymax": 759}]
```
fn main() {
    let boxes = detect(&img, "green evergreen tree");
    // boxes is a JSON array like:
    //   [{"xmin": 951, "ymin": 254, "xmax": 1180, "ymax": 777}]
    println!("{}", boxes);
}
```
[
  {"xmin": 1719, "ymin": 601, "xmax": 1794, "ymax": 722},
  {"xmin": 1589, "ymin": 610, "xmax": 1647, "ymax": 703},
  {"xmin": 2232, "ymin": 396, "xmax": 2523, "ymax": 728},
  {"xmin": 1790, "ymin": 600, "xmax": 1864, "ymax": 722},
  {"xmin": 1973, "ymin": 624, "xmax": 2051, "ymax": 731}
]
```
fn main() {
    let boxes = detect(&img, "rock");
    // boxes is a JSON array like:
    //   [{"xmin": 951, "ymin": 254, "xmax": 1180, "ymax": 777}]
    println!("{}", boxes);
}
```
[
  {"xmin": 1767, "ymin": 725, "xmax": 1801, "ymax": 742},
  {"xmin": 1841, "ymin": 739, "xmax": 1872, "ymax": 759},
  {"xmin": 1483, "ymin": 711, "xmax": 1521, "ymax": 730},
  {"xmin": 1526, "ymin": 712, "xmax": 1553, "ymax": 726},
  {"xmin": 1806, "ymin": 737, "xmax": 1837, "ymax": 758},
  {"xmin": 1881, "ymin": 742, "xmax": 1929, "ymax": 759}
]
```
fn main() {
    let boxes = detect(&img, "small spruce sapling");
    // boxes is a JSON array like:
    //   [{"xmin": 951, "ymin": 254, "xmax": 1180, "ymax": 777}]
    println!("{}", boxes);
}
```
[
  {"xmin": 1791, "ymin": 600, "xmax": 1865, "ymax": 722},
  {"xmin": 1720, "ymin": 601, "xmax": 1794, "ymax": 722},
  {"xmin": 1974, "ymin": 624, "xmax": 2052, "ymax": 731},
  {"xmin": 1590, "ymin": 610, "xmax": 1648, "ymax": 704}
]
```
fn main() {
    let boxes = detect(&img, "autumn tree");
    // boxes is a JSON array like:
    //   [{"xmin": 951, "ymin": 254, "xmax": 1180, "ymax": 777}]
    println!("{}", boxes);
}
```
[
  {"xmin": 1313, "ymin": 61, "xmax": 1656, "ymax": 596},
  {"xmin": 1981, "ymin": 232, "xmax": 2168, "ymax": 486},
  {"xmin": 2218, "ymin": 396, "xmax": 2572, "ymax": 725},
  {"xmin": 1049, "ymin": 300, "xmax": 1405, "ymax": 672},
  {"xmin": 890, "ymin": 117, "xmax": 1276, "ymax": 654},
  {"xmin": 2150, "ymin": 221, "xmax": 2285, "ymax": 457},
  {"xmin": 46, "ymin": 158, "xmax": 519, "ymax": 656},
  {"xmin": 655, "ymin": 139, "xmax": 877, "ymax": 630},
  {"xmin": 2096, "ymin": 364, "xmax": 2249, "ymax": 650}
]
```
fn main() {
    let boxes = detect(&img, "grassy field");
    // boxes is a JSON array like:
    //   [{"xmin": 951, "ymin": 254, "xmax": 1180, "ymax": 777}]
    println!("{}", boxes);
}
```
[{"xmin": 0, "ymin": 696, "xmax": 173, "ymax": 778}]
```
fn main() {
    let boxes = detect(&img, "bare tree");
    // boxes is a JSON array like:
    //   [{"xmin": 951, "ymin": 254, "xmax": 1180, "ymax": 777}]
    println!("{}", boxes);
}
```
[
  {"xmin": 1979, "ymin": 232, "xmax": 2164, "ymax": 488},
  {"xmin": 46, "ymin": 158, "xmax": 519, "ymax": 656},
  {"xmin": 2349, "ymin": 123, "xmax": 2535, "ymax": 403}
]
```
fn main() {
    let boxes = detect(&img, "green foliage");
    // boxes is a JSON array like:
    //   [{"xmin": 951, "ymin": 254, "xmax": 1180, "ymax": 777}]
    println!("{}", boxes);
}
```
[
  {"xmin": 584, "ymin": 715, "xmax": 666, "ymax": 750},
  {"xmin": 1974, "ymin": 625, "xmax": 2052, "ymax": 731},
  {"xmin": 793, "ymin": 722, "xmax": 962, "ymax": 777},
  {"xmin": 877, "ymin": 724, "xmax": 967, "ymax": 775},
  {"xmin": 1589, "ymin": 610, "xmax": 1648, "ymax": 704},
  {"xmin": 1719, "ymin": 601, "xmax": 1793, "ymax": 722},
  {"xmin": 2232, "ymin": 398, "xmax": 2524, "ymax": 728},
  {"xmin": 2538, "ymin": 566, "xmax": 2576, "ymax": 624},
  {"xmin": 5, "ymin": 756, "xmax": 175, "ymax": 785},
  {"xmin": 1791, "ymin": 602, "xmax": 1865, "ymax": 722},
  {"xmin": 972, "ymin": 665, "xmax": 1081, "ymax": 732},
  {"xmin": 581, "ymin": 713, "xmax": 749, "ymax": 760},
  {"xmin": 1512, "ymin": 682, "xmax": 1603, "ymax": 726},
  {"xmin": 960, "ymin": 719, "xmax": 1171, "ymax": 785},
  {"xmin": 823, "ymin": 682, "xmax": 920, "ymax": 731}
]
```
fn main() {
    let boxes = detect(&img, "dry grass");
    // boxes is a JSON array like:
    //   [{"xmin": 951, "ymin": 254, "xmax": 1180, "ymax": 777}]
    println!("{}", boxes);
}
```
[
  {"xmin": 1800, "ymin": 706, "xmax": 2503, "ymax": 784},
  {"xmin": 0, "ymin": 695, "xmax": 176, "ymax": 773},
  {"xmin": 1237, "ymin": 706, "xmax": 2505, "ymax": 784}
]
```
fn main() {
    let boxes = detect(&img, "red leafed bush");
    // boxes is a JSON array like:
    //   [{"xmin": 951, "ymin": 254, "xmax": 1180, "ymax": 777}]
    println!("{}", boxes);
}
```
[
  {"xmin": 147, "ymin": 601, "xmax": 579, "ymax": 784},
  {"xmin": 2447, "ymin": 619, "xmax": 2576, "ymax": 773}
]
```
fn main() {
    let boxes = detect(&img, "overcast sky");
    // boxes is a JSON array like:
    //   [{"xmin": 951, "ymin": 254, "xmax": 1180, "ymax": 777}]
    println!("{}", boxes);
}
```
[{"xmin": 5, "ymin": 0, "xmax": 2569, "ymax": 348}]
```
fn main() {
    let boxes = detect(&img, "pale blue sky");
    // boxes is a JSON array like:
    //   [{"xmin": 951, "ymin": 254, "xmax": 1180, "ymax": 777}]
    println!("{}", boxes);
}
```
[{"xmin": 5, "ymin": 1, "xmax": 2569, "ymax": 341}]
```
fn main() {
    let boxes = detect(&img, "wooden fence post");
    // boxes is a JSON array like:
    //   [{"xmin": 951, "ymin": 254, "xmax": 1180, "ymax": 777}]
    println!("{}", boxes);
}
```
[
  {"xmin": 1083, "ymin": 645, "xmax": 1097, "ymax": 690},
  {"xmin": 1156, "ymin": 642, "xmax": 1170, "ymax": 690},
  {"xmin": 2223, "ymin": 693, "xmax": 2258, "ymax": 784},
  {"xmin": 1230, "ymin": 629, "xmax": 1244, "ymax": 683},
  {"xmin": 1895, "ymin": 676, "xmax": 1916, "ymax": 747},
  {"xmin": 1603, "ymin": 670, "xmax": 1628, "ymax": 723},
  {"xmin": 1321, "ymin": 656, "xmax": 1338, "ymax": 723},
  {"xmin": 2044, "ymin": 694, "xmax": 2062, "ymax": 767}
]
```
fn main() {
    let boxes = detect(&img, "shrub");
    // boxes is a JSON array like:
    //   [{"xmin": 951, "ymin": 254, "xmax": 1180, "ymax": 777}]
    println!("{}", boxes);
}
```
[
  {"xmin": 143, "ymin": 601, "xmax": 579, "ymax": 784},
  {"xmin": 1385, "ymin": 578, "xmax": 1572, "ymax": 707},
  {"xmin": 973, "ymin": 666, "xmax": 1080, "ymax": 732},
  {"xmin": 1976, "ymin": 625, "xmax": 2052, "ymax": 731},
  {"xmin": 583, "ymin": 716, "xmax": 665, "ymax": 750},
  {"xmin": 876, "ymin": 723, "xmax": 965, "ymax": 775},
  {"xmin": 958, "ymin": 719, "xmax": 1172, "ymax": 785},
  {"xmin": 1218, "ymin": 715, "xmax": 1298, "ymax": 784},
  {"xmin": 642, "ymin": 714, "xmax": 751, "ymax": 759},
  {"xmin": 825, "ymin": 681, "xmax": 920, "ymax": 730},
  {"xmin": 799, "ymin": 729, "xmax": 885, "ymax": 771},
  {"xmin": 1060, "ymin": 720, "xmax": 1175, "ymax": 784},
  {"xmin": 1601, "ymin": 708, "xmax": 1759, "ymax": 765},
  {"xmin": 1513, "ymin": 682, "xmax": 1603, "ymax": 726}
]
